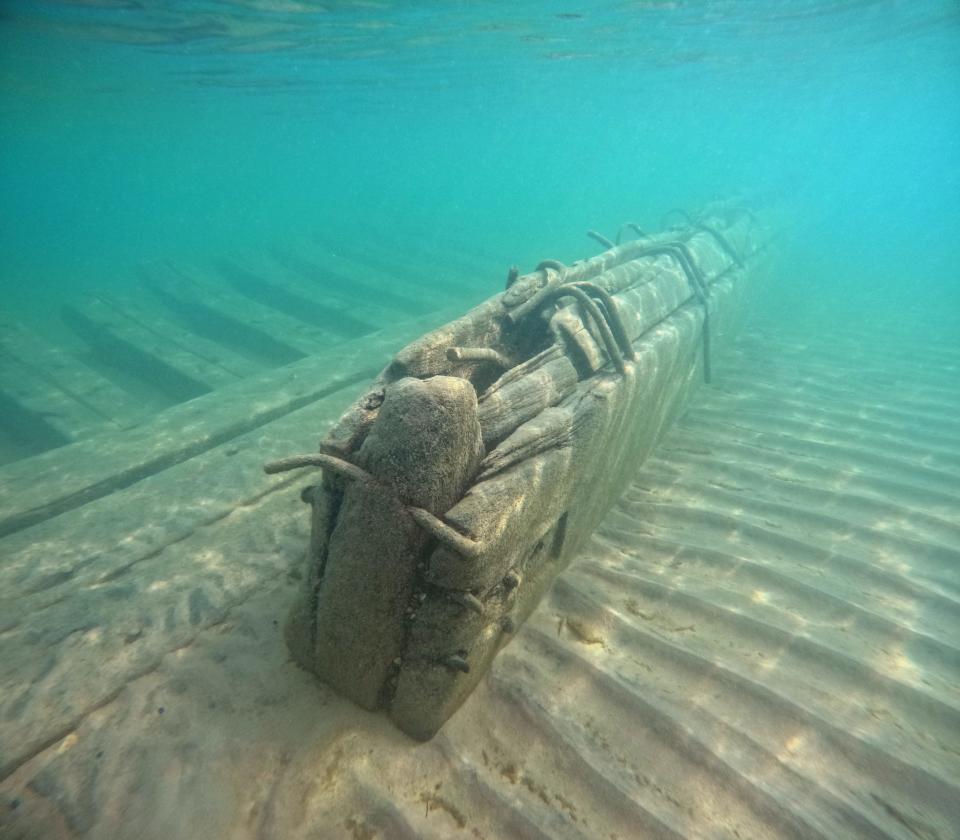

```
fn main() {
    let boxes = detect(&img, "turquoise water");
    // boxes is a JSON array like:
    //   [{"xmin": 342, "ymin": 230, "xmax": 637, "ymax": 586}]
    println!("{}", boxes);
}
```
[
  {"xmin": 2, "ymin": 1, "xmax": 958, "ymax": 327},
  {"xmin": 2, "ymin": 5, "xmax": 960, "ymax": 837}
]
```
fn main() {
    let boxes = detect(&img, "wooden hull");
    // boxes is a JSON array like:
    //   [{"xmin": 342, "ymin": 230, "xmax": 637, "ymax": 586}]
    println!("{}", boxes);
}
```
[{"xmin": 275, "ymin": 202, "xmax": 771, "ymax": 739}]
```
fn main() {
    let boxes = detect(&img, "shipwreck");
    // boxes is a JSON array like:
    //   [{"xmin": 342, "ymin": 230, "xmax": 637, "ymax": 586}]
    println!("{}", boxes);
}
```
[{"xmin": 265, "ymin": 199, "xmax": 770, "ymax": 740}]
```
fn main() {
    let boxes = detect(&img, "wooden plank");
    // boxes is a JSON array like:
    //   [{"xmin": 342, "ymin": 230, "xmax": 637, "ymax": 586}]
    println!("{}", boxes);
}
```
[
  {"xmin": 213, "ymin": 256, "xmax": 380, "ymax": 339},
  {"xmin": 0, "ymin": 379, "xmax": 74, "ymax": 464},
  {"xmin": 268, "ymin": 237, "xmax": 436, "ymax": 317},
  {"xmin": 63, "ymin": 295, "xmax": 238, "ymax": 395},
  {"xmin": 0, "ymin": 316, "xmax": 148, "ymax": 430},
  {"xmin": 0, "ymin": 383, "xmax": 356, "ymax": 621},
  {"xmin": 227, "ymin": 247, "xmax": 409, "ymax": 327},
  {"xmin": 101, "ymin": 286, "xmax": 269, "ymax": 380},
  {"xmin": 142, "ymin": 260, "xmax": 337, "ymax": 362},
  {"xmin": 0, "ymin": 307, "xmax": 461, "ymax": 539},
  {"xmin": 0, "ymin": 349, "xmax": 106, "ymax": 442}
]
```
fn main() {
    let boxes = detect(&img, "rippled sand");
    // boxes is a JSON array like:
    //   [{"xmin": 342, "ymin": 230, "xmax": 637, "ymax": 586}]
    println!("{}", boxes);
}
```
[{"xmin": 2, "ymin": 318, "xmax": 957, "ymax": 840}]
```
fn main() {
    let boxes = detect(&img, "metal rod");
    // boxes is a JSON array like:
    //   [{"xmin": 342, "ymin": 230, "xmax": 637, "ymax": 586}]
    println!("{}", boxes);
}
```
[
  {"xmin": 571, "ymin": 282, "xmax": 636, "ymax": 362},
  {"xmin": 541, "ymin": 284, "xmax": 628, "ymax": 375},
  {"xmin": 587, "ymin": 230, "xmax": 615, "ymax": 250},
  {"xmin": 408, "ymin": 506, "xmax": 485, "ymax": 559},
  {"xmin": 263, "ymin": 453, "xmax": 375, "ymax": 484}
]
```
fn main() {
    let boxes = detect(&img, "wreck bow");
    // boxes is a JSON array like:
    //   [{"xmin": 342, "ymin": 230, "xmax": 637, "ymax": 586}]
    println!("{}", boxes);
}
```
[{"xmin": 266, "ymin": 200, "xmax": 770, "ymax": 740}]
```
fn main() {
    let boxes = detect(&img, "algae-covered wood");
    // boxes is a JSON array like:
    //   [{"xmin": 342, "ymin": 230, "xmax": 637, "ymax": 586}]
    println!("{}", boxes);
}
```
[{"xmin": 275, "ymin": 202, "xmax": 771, "ymax": 739}]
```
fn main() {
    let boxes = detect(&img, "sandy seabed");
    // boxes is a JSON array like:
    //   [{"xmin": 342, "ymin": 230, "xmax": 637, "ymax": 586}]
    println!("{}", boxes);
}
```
[{"xmin": 1, "ymin": 317, "xmax": 957, "ymax": 840}]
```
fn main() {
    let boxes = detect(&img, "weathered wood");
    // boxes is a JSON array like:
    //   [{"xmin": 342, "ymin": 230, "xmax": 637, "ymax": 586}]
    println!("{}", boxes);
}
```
[
  {"xmin": 0, "ymin": 349, "xmax": 106, "ymax": 447},
  {"xmin": 261, "ymin": 240, "xmax": 430, "ymax": 319},
  {"xmin": 141, "ymin": 261, "xmax": 326, "ymax": 362},
  {"xmin": 476, "ymin": 406, "xmax": 578, "ymax": 481},
  {"xmin": 226, "ymin": 248, "xmax": 403, "ymax": 328},
  {"xmin": 284, "ymin": 201, "xmax": 770, "ymax": 740},
  {"xmin": 214, "ymin": 257, "xmax": 377, "ymax": 340},
  {"xmin": 294, "ymin": 376, "xmax": 484, "ymax": 710},
  {"xmin": 62, "ymin": 295, "xmax": 236, "ymax": 394},
  {"xmin": 101, "ymin": 287, "xmax": 269, "ymax": 379},
  {"xmin": 0, "ymin": 308, "xmax": 463, "ymax": 539},
  {"xmin": 0, "ymin": 317, "xmax": 147, "ymax": 430},
  {"xmin": 477, "ymin": 355, "xmax": 579, "ymax": 447}
]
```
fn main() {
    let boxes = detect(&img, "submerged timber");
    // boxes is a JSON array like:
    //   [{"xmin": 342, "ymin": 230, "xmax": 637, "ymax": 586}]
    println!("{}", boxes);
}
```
[{"xmin": 270, "ymin": 201, "xmax": 770, "ymax": 740}]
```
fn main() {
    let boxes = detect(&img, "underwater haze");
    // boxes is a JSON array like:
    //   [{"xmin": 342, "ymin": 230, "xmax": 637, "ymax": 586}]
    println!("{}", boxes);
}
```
[
  {"xmin": 2, "ymin": 1, "xmax": 958, "ymax": 325},
  {"xmin": 2, "ymin": 2, "xmax": 960, "ymax": 840}
]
